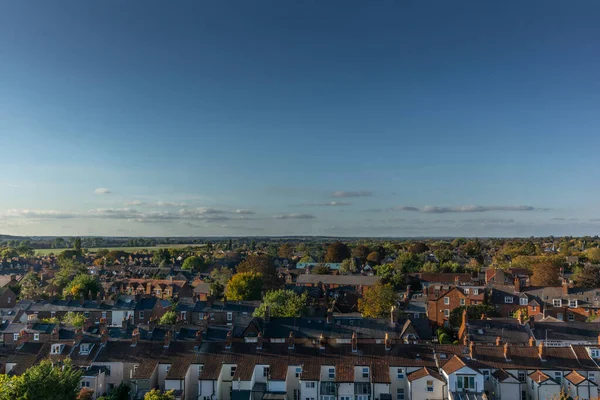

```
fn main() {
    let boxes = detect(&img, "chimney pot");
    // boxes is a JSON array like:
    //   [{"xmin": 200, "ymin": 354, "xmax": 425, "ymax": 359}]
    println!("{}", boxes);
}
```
[
  {"xmin": 326, "ymin": 309, "xmax": 333, "ymax": 324},
  {"xmin": 495, "ymin": 336, "xmax": 502, "ymax": 346},
  {"xmin": 514, "ymin": 278, "xmax": 521, "ymax": 293},
  {"xmin": 225, "ymin": 330, "xmax": 232, "ymax": 349},
  {"xmin": 288, "ymin": 331, "xmax": 295, "ymax": 350},
  {"xmin": 538, "ymin": 343, "xmax": 545, "ymax": 360},
  {"xmin": 528, "ymin": 337, "xmax": 535, "ymax": 347},
  {"xmin": 351, "ymin": 331, "xmax": 358, "ymax": 353},
  {"xmin": 384, "ymin": 332, "xmax": 391, "ymax": 351},
  {"xmin": 529, "ymin": 315, "xmax": 535, "ymax": 329},
  {"xmin": 469, "ymin": 342, "xmax": 475, "ymax": 360}
]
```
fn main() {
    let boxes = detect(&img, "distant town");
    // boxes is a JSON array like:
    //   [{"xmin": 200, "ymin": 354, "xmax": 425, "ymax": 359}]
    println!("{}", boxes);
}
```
[{"xmin": 1, "ymin": 235, "xmax": 599, "ymax": 400}]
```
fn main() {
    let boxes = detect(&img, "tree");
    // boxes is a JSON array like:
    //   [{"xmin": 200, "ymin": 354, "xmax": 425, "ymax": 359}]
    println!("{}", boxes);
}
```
[
  {"xmin": 0, "ymin": 247, "xmax": 19, "ymax": 259},
  {"xmin": 225, "ymin": 272, "xmax": 263, "ymax": 301},
  {"xmin": 421, "ymin": 261, "xmax": 440, "ymax": 273},
  {"xmin": 77, "ymin": 388, "xmax": 94, "ymax": 400},
  {"xmin": 462, "ymin": 240, "xmax": 484, "ymax": 262},
  {"xmin": 209, "ymin": 267, "xmax": 233, "ymax": 299},
  {"xmin": 0, "ymin": 359, "xmax": 83, "ymax": 400},
  {"xmin": 585, "ymin": 248, "xmax": 600, "ymax": 264},
  {"xmin": 434, "ymin": 249, "xmax": 454, "ymax": 264},
  {"xmin": 531, "ymin": 262, "xmax": 561, "ymax": 286},
  {"xmin": 182, "ymin": 256, "xmax": 204, "ymax": 272},
  {"xmin": 324, "ymin": 241, "xmax": 351, "ymax": 263},
  {"xmin": 393, "ymin": 252, "xmax": 424, "ymax": 273},
  {"xmin": 374, "ymin": 263, "xmax": 405, "ymax": 289},
  {"xmin": 352, "ymin": 244, "xmax": 371, "ymax": 262},
  {"xmin": 236, "ymin": 255, "xmax": 280, "ymax": 290},
  {"xmin": 62, "ymin": 311, "xmax": 87, "ymax": 327},
  {"xmin": 104, "ymin": 250, "xmax": 130, "ymax": 264},
  {"xmin": 573, "ymin": 265, "xmax": 600, "ymax": 287},
  {"xmin": 278, "ymin": 243, "xmax": 294, "ymax": 258},
  {"xmin": 358, "ymin": 281, "xmax": 398, "ymax": 318},
  {"xmin": 63, "ymin": 274, "xmax": 101, "ymax": 300},
  {"xmin": 253, "ymin": 290, "xmax": 309, "ymax": 318},
  {"xmin": 19, "ymin": 272, "xmax": 41, "ymax": 299},
  {"xmin": 449, "ymin": 304, "xmax": 496, "ymax": 329},
  {"xmin": 311, "ymin": 264, "xmax": 330, "ymax": 275},
  {"xmin": 74, "ymin": 237, "xmax": 82, "ymax": 253},
  {"xmin": 97, "ymin": 383, "xmax": 130, "ymax": 400},
  {"xmin": 52, "ymin": 237, "xmax": 66, "ymax": 249},
  {"xmin": 366, "ymin": 251, "xmax": 382, "ymax": 265},
  {"xmin": 144, "ymin": 389, "xmax": 176, "ymax": 400},
  {"xmin": 159, "ymin": 311, "xmax": 177, "ymax": 325},
  {"xmin": 153, "ymin": 248, "xmax": 171, "ymax": 266},
  {"xmin": 53, "ymin": 258, "xmax": 88, "ymax": 290},
  {"xmin": 339, "ymin": 258, "xmax": 357, "ymax": 275},
  {"xmin": 408, "ymin": 242, "xmax": 429, "ymax": 254}
]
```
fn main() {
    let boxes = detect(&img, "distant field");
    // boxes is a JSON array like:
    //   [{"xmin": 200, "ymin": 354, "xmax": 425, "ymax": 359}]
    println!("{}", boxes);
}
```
[{"xmin": 35, "ymin": 243, "xmax": 204, "ymax": 256}]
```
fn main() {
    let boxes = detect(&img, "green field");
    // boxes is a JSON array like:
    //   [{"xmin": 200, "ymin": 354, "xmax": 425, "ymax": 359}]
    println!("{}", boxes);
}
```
[{"xmin": 35, "ymin": 243, "xmax": 204, "ymax": 256}]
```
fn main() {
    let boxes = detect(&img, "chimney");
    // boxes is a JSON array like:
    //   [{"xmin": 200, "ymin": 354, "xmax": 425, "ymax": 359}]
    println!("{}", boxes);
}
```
[
  {"xmin": 326, "ymin": 309, "xmax": 334, "ymax": 324},
  {"xmin": 529, "ymin": 337, "xmax": 535, "ymax": 347},
  {"xmin": 318, "ymin": 333, "xmax": 326, "ymax": 350},
  {"xmin": 265, "ymin": 306, "xmax": 271, "ymax": 322},
  {"xmin": 390, "ymin": 306, "xmax": 397, "ymax": 327},
  {"xmin": 503, "ymin": 343, "xmax": 511, "ymax": 360},
  {"xmin": 225, "ymin": 330, "xmax": 232, "ymax": 349},
  {"xmin": 195, "ymin": 329, "xmax": 203, "ymax": 345},
  {"xmin": 122, "ymin": 318, "xmax": 128, "ymax": 330},
  {"xmin": 538, "ymin": 343, "xmax": 546, "ymax": 361},
  {"xmin": 16, "ymin": 330, "xmax": 28, "ymax": 347},
  {"xmin": 480, "ymin": 313, "xmax": 486, "ymax": 320},
  {"xmin": 288, "ymin": 331, "xmax": 295, "ymax": 350},
  {"xmin": 164, "ymin": 330, "xmax": 172, "ymax": 348},
  {"xmin": 351, "ymin": 331, "xmax": 358, "ymax": 353},
  {"xmin": 99, "ymin": 318, "xmax": 107, "ymax": 330},
  {"xmin": 518, "ymin": 312, "xmax": 525, "ymax": 325},
  {"xmin": 84, "ymin": 318, "xmax": 93, "ymax": 331},
  {"xmin": 562, "ymin": 282, "xmax": 569, "ymax": 296},
  {"xmin": 101, "ymin": 329, "xmax": 109, "ymax": 344},
  {"xmin": 469, "ymin": 342, "xmax": 475, "ymax": 360},
  {"xmin": 462, "ymin": 309, "xmax": 468, "ymax": 327},
  {"xmin": 597, "ymin": 333, "xmax": 600, "ymax": 346},
  {"xmin": 495, "ymin": 336, "xmax": 502, "ymax": 346},
  {"xmin": 455, "ymin": 276, "xmax": 460, "ymax": 286},
  {"xmin": 257, "ymin": 332, "xmax": 263, "ymax": 350},
  {"xmin": 51, "ymin": 327, "xmax": 59, "ymax": 341},
  {"xmin": 528, "ymin": 316, "xmax": 535, "ymax": 330},
  {"xmin": 514, "ymin": 278, "xmax": 521, "ymax": 293},
  {"xmin": 131, "ymin": 328, "xmax": 140, "ymax": 347},
  {"xmin": 75, "ymin": 328, "xmax": 83, "ymax": 343},
  {"xmin": 222, "ymin": 295, "xmax": 227, "ymax": 306},
  {"xmin": 384, "ymin": 333, "xmax": 391, "ymax": 351}
]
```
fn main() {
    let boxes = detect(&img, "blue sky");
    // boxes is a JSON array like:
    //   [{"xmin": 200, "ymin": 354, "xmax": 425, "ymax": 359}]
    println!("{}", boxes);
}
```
[{"xmin": 1, "ymin": 1, "xmax": 600, "ymax": 237}]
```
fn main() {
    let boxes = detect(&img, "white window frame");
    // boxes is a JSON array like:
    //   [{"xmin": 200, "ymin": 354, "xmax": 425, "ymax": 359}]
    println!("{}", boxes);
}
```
[
  {"xmin": 397, "ymin": 368, "xmax": 404, "ymax": 379},
  {"xmin": 362, "ymin": 367, "xmax": 369, "ymax": 378},
  {"xmin": 397, "ymin": 388, "xmax": 405, "ymax": 400},
  {"xmin": 473, "ymin": 289, "xmax": 479, "ymax": 295},
  {"xmin": 444, "ymin": 297, "xmax": 450, "ymax": 305},
  {"xmin": 464, "ymin": 288, "xmax": 469, "ymax": 294},
  {"xmin": 263, "ymin": 366, "xmax": 270, "ymax": 377},
  {"xmin": 569, "ymin": 300, "xmax": 577, "ymax": 307},
  {"xmin": 554, "ymin": 372, "xmax": 562, "ymax": 383},
  {"xmin": 13, "ymin": 333, "xmax": 19, "ymax": 341},
  {"xmin": 227, "ymin": 312, "xmax": 233, "ymax": 321},
  {"xmin": 230, "ymin": 366, "xmax": 236, "ymax": 377},
  {"xmin": 328, "ymin": 368, "xmax": 335, "ymax": 379},
  {"xmin": 426, "ymin": 380, "xmax": 434, "ymax": 392},
  {"xmin": 520, "ymin": 298, "xmax": 528, "ymax": 306},
  {"xmin": 505, "ymin": 296, "xmax": 513, "ymax": 304},
  {"xmin": 34, "ymin": 333, "xmax": 40, "ymax": 341},
  {"xmin": 460, "ymin": 298, "xmax": 466, "ymax": 306},
  {"xmin": 444, "ymin": 309, "xmax": 450, "ymax": 317},
  {"xmin": 139, "ymin": 311, "xmax": 144, "ymax": 320},
  {"xmin": 553, "ymin": 299, "xmax": 562, "ymax": 307}
]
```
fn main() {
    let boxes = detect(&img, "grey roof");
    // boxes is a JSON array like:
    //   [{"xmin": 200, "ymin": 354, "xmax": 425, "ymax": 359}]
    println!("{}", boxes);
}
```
[
  {"xmin": 192, "ymin": 301, "xmax": 259, "ymax": 314},
  {"xmin": 296, "ymin": 275, "xmax": 380, "ymax": 286},
  {"xmin": 467, "ymin": 318, "xmax": 531, "ymax": 344},
  {"xmin": 532, "ymin": 321, "xmax": 600, "ymax": 343}
]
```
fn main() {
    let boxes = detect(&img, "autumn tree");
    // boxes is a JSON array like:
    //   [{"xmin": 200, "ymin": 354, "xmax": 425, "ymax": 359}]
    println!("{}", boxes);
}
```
[
  {"xmin": 366, "ymin": 251, "xmax": 382, "ymax": 265},
  {"xmin": 324, "ymin": 241, "xmax": 351, "ymax": 263},
  {"xmin": 408, "ymin": 242, "xmax": 429, "ymax": 254},
  {"xmin": 573, "ymin": 265, "xmax": 600, "ymax": 287},
  {"xmin": 63, "ymin": 274, "xmax": 101, "ymax": 300},
  {"xmin": 236, "ymin": 255, "xmax": 280, "ymax": 290},
  {"xmin": 253, "ymin": 290, "xmax": 309, "ymax": 318},
  {"xmin": 339, "ymin": 258, "xmax": 357, "ymax": 275},
  {"xmin": 209, "ymin": 267, "xmax": 233, "ymax": 299},
  {"xmin": 277, "ymin": 243, "xmax": 294, "ymax": 258},
  {"xmin": 530, "ymin": 262, "xmax": 561, "ymax": 286},
  {"xmin": 358, "ymin": 281, "xmax": 398, "ymax": 318},
  {"xmin": 311, "ymin": 264, "xmax": 330, "ymax": 275},
  {"xmin": 225, "ymin": 272, "xmax": 263, "ymax": 301},
  {"xmin": 77, "ymin": 388, "xmax": 94, "ymax": 400},
  {"xmin": 144, "ymin": 389, "xmax": 176, "ymax": 400},
  {"xmin": 585, "ymin": 248, "xmax": 600, "ymax": 264},
  {"xmin": 352, "ymin": 244, "xmax": 371, "ymax": 262}
]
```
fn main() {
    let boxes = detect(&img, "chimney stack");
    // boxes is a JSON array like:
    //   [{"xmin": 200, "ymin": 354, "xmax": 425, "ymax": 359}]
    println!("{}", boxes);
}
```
[
  {"xmin": 195, "ymin": 329, "xmax": 203, "ymax": 346},
  {"xmin": 390, "ymin": 306, "xmax": 397, "ymax": 327},
  {"xmin": 495, "ymin": 336, "xmax": 502, "ymax": 346},
  {"xmin": 538, "ymin": 343, "xmax": 546, "ymax": 361},
  {"xmin": 16, "ymin": 330, "xmax": 28, "ymax": 347},
  {"xmin": 503, "ymin": 343, "xmax": 511, "ymax": 360},
  {"xmin": 462, "ymin": 336, "xmax": 468, "ymax": 345},
  {"xmin": 480, "ymin": 313, "xmax": 486, "ymax": 320},
  {"xmin": 562, "ymin": 282, "xmax": 569, "ymax": 296},
  {"xmin": 122, "ymin": 317, "xmax": 128, "ymax": 330},
  {"xmin": 529, "ymin": 316, "xmax": 535, "ymax": 329},
  {"xmin": 514, "ymin": 278, "xmax": 521, "ymax": 293},
  {"xmin": 469, "ymin": 342, "xmax": 475, "ymax": 360},
  {"xmin": 75, "ymin": 328, "xmax": 83, "ymax": 343},
  {"xmin": 131, "ymin": 328, "xmax": 140, "ymax": 347},
  {"xmin": 384, "ymin": 333, "xmax": 391, "ymax": 351},
  {"xmin": 99, "ymin": 318, "xmax": 107, "ymax": 330},
  {"xmin": 257, "ymin": 332, "xmax": 263, "ymax": 350},
  {"xmin": 528, "ymin": 337, "xmax": 535, "ymax": 347},
  {"xmin": 326, "ymin": 309, "xmax": 333, "ymax": 324},
  {"xmin": 225, "ymin": 330, "xmax": 232, "ymax": 349},
  {"xmin": 101, "ymin": 329, "xmax": 109, "ymax": 344},
  {"xmin": 455, "ymin": 276, "xmax": 460, "ymax": 286},
  {"xmin": 518, "ymin": 312, "xmax": 525, "ymax": 325},
  {"xmin": 164, "ymin": 330, "xmax": 171, "ymax": 348},
  {"xmin": 462, "ymin": 309, "xmax": 468, "ymax": 327},
  {"xmin": 319, "ymin": 333, "xmax": 326, "ymax": 350},
  {"xmin": 597, "ymin": 333, "xmax": 600, "ymax": 346},
  {"xmin": 351, "ymin": 331, "xmax": 358, "ymax": 353},
  {"xmin": 288, "ymin": 331, "xmax": 295, "ymax": 350},
  {"xmin": 406, "ymin": 285, "xmax": 411, "ymax": 298},
  {"xmin": 51, "ymin": 327, "xmax": 59, "ymax": 341}
]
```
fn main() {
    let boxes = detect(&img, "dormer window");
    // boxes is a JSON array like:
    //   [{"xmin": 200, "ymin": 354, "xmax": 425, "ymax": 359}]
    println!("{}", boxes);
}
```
[
  {"xmin": 569, "ymin": 300, "xmax": 578, "ymax": 307},
  {"xmin": 464, "ymin": 289, "xmax": 469, "ymax": 295},
  {"xmin": 553, "ymin": 299, "xmax": 562, "ymax": 307},
  {"xmin": 79, "ymin": 343, "xmax": 92, "ymax": 355},
  {"xmin": 28, "ymin": 314, "xmax": 36, "ymax": 321},
  {"xmin": 328, "ymin": 367, "xmax": 335, "ymax": 379},
  {"xmin": 362, "ymin": 367, "xmax": 369, "ymax": 378},
  {"xmin": 473, "ymin": 289, "xmax": 479, "ymax": 296},
  {"xmin": 504, "ymin": 296, "xmax": 513, "ymax": 304},
  {"xmin": 520, "ymin": 298, "xmax": 528, "ymax": 306},
  {"xmin": 591, "ymin": 349, "xmax": 600, "ymax": 358},
  {"xmin": 51, "ymin": 344, "xmax": 64, "ymax": 354}
]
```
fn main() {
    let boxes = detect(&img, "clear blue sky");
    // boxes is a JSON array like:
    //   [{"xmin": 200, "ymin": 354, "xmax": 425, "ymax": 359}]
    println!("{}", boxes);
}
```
[{"xmin": 1, "ymin": 0, "xmax": 600, "ymax": 237}]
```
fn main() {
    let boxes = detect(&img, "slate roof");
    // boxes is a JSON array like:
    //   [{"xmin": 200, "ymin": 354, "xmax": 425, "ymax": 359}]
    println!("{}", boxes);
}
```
[
  {"xmin": 296, "ymin": 275, "xmax": 380, "ymax": 286},
  {"xmin": 407, "ymin": 367, "xmax": 444, "ymax": 382}
]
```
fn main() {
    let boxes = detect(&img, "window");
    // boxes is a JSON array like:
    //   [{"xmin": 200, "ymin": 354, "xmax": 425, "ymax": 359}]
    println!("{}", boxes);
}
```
[
  {"xmin": 198, "ymin": 365, "xmax": 204, "ymax": 376},
  {"xmin": 81, "ymin": 381, "xmax": 90, "ymax": 388},
  {"xmin": 591, "ymin": 349, "xmax": 600, "ymax": 358},
  {"xmin": 569, "ymin": 299, "xmax": 578, "ymax": 307},
  {"xmin": 505, "ymin": 296, "xmax": 513, "ymax": 304},
  {"xmin": 464, "ymin": 289, "xmax": 470, "ymax": 294},
  {"xmin": 180, "ymin": 311, "xmax": 187, "ymax": 319},
  {"xmin": 328, "ymin": 368, "xmax": 335, "ymax": 379},
  {"xmin": 293, "ymin": 390, "xmax": 300, "ymax": 400},
  {"xmin": 51, "ymin": 311, "xmax": 56, "ymax": 318},
  {"xmin": 444, "ymin": 309, "xmax": 450, "ymax": 317},
  {"xmin": 13, "ymin": 333, "xmax": 19, "ymax": 341},
  {"xmin": 263, "ymin": 367, "xmax": 270, "ymax": 377},
  {"xmin": 296, "ymin": 367, "xmax": 302, "ymax": 377},
  {"xmin": 520, "ymin": 298, "xmax": 528, "ymax": 306},
  {"xmin": 33, "ymin": 333, "xmax": 40, "ymax": 341},
  {"xmin": 553, "ymin": 299, "xmax": 562, "ymax": 307},
  {"xmin": 568, "ymin": 313, "xmax": 574, "ymax": 321},
  {"xmin": 457, "ymin": 376, "xmax": 475, "ymax": 390},
  {"xmin": 473, "ymin": 289, "xmax": 479, "ymax": 295},
  {"xmin": 518, "ymin": 371, "xmax": 526, "ymax": 382},
  {"xmin": 305, "ymin": 382, "xmax": 315, "ymax": 388},
  {"xmin": 427, "ymin": 380, "xmax": 434, "ymax": 392},
  {"xmin": 139, "ymin": 311, "xmax": 144, "ymax": 319},
  {"xmin": 554, "ymin": 372, "xmax": 562, "ymax": 383},
  {"xmin": 521, "ymin": 390, "xmax": 527, "ymax": 400},
  {"xmin": 460, "ymin": 299, "xmax": 466, "ymax": 306},
  {"xmin": 230, "ymin": 366, "xmax": 236, "ymax": 377},
  {"xmin": 199, "ymin": 312, "xmax": 204, "ymax": 320},
  {"xmin": 532, "ymin": 306, "xmax": 537, "ymax": 312},
  {"xmin": 101, "ymin": 311, "xmax": 107, "ymax": 319},
  {"xmin": 444, "ymin": 297, "xmax": 450, "ymax": 305},
  {"xmin": 397, "ymin": 388, "xmax": 405, "ymax": 400},
  {"xmin": 557, "ymin": 313, "xmax": 564, "ymax": 321},
  {"xmin": 166, "ymin": 365, "xmax": 171, "ymax": 373},
  {"xmin": 227, "ymin": 312, "xmax": 233, "ymax": 321},
  {"xmin": 83, "ymin": 312, "xmax": 89, "ymax": 318},
  {"xmin": 397, "ymin": 368, "xmax": 404, "ymax": 379},
  {"xmin": 7, "ymin": 297, "xmax": 11, "ymax": 304},
  {"xmin": 362, "ymin": 367, "xmax": 369, "ymax": 378},
  {"xmin": 483, "ymin": 370, "xmax": 490, "ymax": 381},
  {"xmin": 508, "ymin": 311, "xmax": 514, "ymax": 318},
  {"xmin": 590, "ymin": 375, "xmax": 596, "ymax": 382},
  {"xmin": 28, "ymin": 314, "xmax": 36, "ymax": 321}
]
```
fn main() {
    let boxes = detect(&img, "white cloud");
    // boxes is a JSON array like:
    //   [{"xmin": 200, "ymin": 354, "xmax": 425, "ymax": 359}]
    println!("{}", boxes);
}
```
[
  {"xmin": 4, "ymin": 209, "xmax": 78, "ymax": 219},
  {"xmin": 156, "ymin": 201, "xmax": 187, "ymax": 207},
  {"xmin": 300, "ymin": 201, "xmax": 352, "ymax": 207},
  {"xmin": 273, "ymin": 213, "xmax": 316, "ymax": 220},
  {"xmin": 235, "ymin": 209, "xmax": 255, "ymax": 215},
  {"xmin": 124, "ymin": 200, "xmax": 146, "ymax": 206},
  {"xmin": 331, "ymin": 190, "xmax": 372, "ymax": 198},
  {"xmin": 94, "ymin": 188, "xmax": 111, "ymax": 195},
  {"xmin": 367, "ymin": 205, "xmax": 541, "ymax": 213}
]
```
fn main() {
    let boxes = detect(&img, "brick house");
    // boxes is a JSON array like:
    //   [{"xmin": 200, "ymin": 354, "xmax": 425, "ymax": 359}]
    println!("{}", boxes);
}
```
[
  {"xmin": 0, "ymin": 287, "xmax": 17, "ymax": 308},
  {"xmin": 427, "ymin": 285, "xmax": 485, "ymax": 327}
]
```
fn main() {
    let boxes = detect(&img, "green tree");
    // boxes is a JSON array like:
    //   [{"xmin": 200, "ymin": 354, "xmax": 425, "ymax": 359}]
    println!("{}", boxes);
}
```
[
  {"xmin": 225, "ymin": 272, "xmax": 263, "ymax": 301},
  {"xmin": 311, "ymin": 264, "xmax": 330, "ymax": 275},
  {"xmin": 52, "ymin": 237, "xmax": 66, "ymax": 249},
  {"xmin": 408, "ymin": 242, "xmax": 429, "ymax": 254},
  {"xmin": 159, "ymin": 311, "xmax": 177, "ymax": 325},
  {"xmin": 63, "ymin": 274, "xmax": 101, "ymax": 300},
  {"xmin": 236, "ymin": 255, "xmax": 280, "ymax": 290},
  {"xmin": 358, "ymin": 281, "xmax": 398, "ymax": 318},
  {"xmin": 144, "ymin": 389, "xmax": 176, "ymax": 400},
  {"xmin": 74, "ymin": 237, "xmax": 82, "ymax": 253},
  {"xmin": 19, "ymin": 272, "xmax": 41, "ymax": 299},
  {"xmin": 253, "ymin": 290, "xmax": 309, "ymax": 318},
  {"xmin": 97, "ymin": 383, "xmax": 130, "ymax": 400},
  {"xmin": 53, "ymin": 259, "xmax": 88, "ymax": 290},
  {"xmin": 366, "ymin": 251, "xmax": 382, "ymax": 265},
  {"xmin": 277, "ymin": 243, "xmax": 294, "ymax": 258},
  {"xmin": 209, "ymin": 267, "xmax": 233, "ymax": 299},
  {"xmin": 0, "ymin": 359, "xmax": 83, "ymax": 400},
  {"xmin": 421, "ymin": 261, "xmax": 440, "ymax": 273},
  {"xmin": 153, "ymin": 248, "xmax": 171, "ymax": 266},
  {"xmin": 62, "ymin": 311, "xmax": 87, "ymax": 327},
  {"xmin": 0, "ymin": 247, "xmax": 19, "ymax": 259},
  {"xmin": 352, "ymin": 244, "xmax": 371, "ymax": 262},
  {"xmin": 324, "ymin": 241, "xmax": 351, "ymax": 263},
  {"xmin": 339, "ymin": 258, "xmax": 357, "ymax": 275},
  {"xmin": 573, "ymin": 265, "xmax": 600, "ymax": 287},
  {"xmin": 374, "ymin": 263, "xmax": 405, "ymax": 289},
  {"xmin": 393, "ymin": 252, "xmax": 424, "ymax": 273},
  {"xmin": 585, "ymin": 248, "xmax": 600, "ymax": 264},
  {"xmin": 434, "ymin": 249, "xmax": 454, "ymax": 264},
  {"xmin": 449, "ymin": 304, "xmax": 496, "ymax": 329},
  {"xmin": 182, "ymin": 256, "xmax": 204, "ymax": 271}
]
